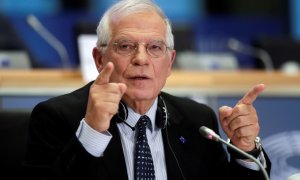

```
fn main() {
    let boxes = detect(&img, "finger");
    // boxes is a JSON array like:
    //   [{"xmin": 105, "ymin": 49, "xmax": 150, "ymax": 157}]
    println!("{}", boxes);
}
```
[
  {"xmin": 118, "ymin": 83, "xmax": 127, "ymax": 95},
  {"xmin": 233, "ymin": 124, "xmax": 259, "ymax": 138},
  {"xmin": 227, "ymin": 115, "xmax": 256, "ymax": 132},
  {"xmin": 219, "ymin": 106, "xmax": 233, "ymax": 120},
  {"xmin": 219, "ymin": 106, "xmax": 233, "ymax": 126},
  {"xmin": 238, "ymin": 84, "xmax": 265, "ymax": 105},
  {"xmin": 94, "ymin": 62, "xmax": 114, "ymax": 85},
  {"xmin": 225, "ymin": 104, "xmax": 252, "ymax": 125}
]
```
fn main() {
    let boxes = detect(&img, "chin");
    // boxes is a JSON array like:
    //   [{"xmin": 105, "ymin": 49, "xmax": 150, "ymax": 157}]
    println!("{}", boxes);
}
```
[{"xmin": 126, "ymin": 89, "xmax": 157, "ymax": 101}]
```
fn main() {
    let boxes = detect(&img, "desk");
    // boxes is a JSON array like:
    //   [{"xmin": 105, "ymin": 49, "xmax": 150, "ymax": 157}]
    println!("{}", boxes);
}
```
[
  {"xmin": 166, "ymin": 70, "xmax": 300, "ymax": 97},
  {"xmin": 1, "ymin": 69, "xmax": 300, "ymax": 180},
  {"xmin": 0, "ymin": 69, "xmax": 84, "ymax": 96},
  {"xmin": 1, "ymin": 69, "xmax": 300, "ymax": 97}
]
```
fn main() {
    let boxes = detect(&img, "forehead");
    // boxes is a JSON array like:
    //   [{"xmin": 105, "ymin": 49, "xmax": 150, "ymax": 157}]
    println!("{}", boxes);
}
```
[{"xmin": 110, "ymin": 11, "xmax": 167, "ymax": 41}]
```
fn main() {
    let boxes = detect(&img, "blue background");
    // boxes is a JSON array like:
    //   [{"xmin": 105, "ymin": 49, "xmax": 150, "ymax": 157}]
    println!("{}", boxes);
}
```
[{"xmin": 0, "ymin": 0, "xmax": 290, "ymax": 68}]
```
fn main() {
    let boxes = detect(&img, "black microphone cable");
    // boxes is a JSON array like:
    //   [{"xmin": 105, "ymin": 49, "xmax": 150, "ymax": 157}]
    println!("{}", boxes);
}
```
[{"xmin": 165, "ymin": 126, "xmax": 187, "ymax": 180}]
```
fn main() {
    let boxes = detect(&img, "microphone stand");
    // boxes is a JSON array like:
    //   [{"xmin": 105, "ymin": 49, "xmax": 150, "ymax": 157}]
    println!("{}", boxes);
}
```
[
  {"xmin": 199, "ymin": 126, "xmax": 270, "ymax": 180},
  {"xmin": 27, "ymin": 14, "xmax": 71, "ymax": 69},
  {"xmin": 227, "ymin": 38, "xmax": 274, "ymax": 72},
  {"xmin": 217, "ymin": 136, "xmax": 269, "ymax": 180}
]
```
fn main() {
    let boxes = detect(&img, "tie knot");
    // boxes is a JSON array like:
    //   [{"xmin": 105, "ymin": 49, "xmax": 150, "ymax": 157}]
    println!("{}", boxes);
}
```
[{"xmin": 137, "ymin": 115, "xmax": 152, "ymax": 131}]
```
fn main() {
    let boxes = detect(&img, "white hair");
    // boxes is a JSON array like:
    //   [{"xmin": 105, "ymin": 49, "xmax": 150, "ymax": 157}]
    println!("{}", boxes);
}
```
[{"xmin": 95, "ymin": 0, "xmax": 174, "ymax": 53}]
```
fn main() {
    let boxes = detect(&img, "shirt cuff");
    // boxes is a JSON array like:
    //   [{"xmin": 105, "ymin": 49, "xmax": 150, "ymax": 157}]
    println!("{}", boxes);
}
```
[
  {"xmin": 76, "ymin": 119, "xmax": 112, "ymax": 157},
  {"xmin": 235, "ymin": 151, "xmax": 267, "ymax": 171}
]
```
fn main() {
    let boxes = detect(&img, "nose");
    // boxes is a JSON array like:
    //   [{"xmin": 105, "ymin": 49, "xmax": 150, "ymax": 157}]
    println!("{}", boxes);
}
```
[{"xmin": 131, "ymin": 44, "xmax": 150, "ymax": 65}]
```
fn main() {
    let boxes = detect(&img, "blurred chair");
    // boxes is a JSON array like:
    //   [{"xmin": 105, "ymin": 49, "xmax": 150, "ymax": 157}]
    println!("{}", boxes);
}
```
[
  {"xmin": 0, "ymin": 110, "xmax": 31, "ymax": 180},
  {"xmin": 0, "ymin": 14, "xmax": 25, "ymax": 50}
]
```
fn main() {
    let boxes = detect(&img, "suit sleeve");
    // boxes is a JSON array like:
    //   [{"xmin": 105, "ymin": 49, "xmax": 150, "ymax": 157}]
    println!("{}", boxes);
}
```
[{"xmin": 23, "ymin": 102, "xmax": 110, "ymax": 180}]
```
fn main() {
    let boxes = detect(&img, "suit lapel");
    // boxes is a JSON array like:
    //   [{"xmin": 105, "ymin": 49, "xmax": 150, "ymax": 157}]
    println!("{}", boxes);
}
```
[
  {"xmin": 102, "ymin": 117, "xmax": 128, "ymax": 180},
  {"xmin": 162, "ymin": 100, "xmax": 188, "ymax": 180}
]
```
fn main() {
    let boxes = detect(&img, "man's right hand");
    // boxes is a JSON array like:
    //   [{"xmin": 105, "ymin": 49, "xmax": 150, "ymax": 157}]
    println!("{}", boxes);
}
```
[{"xmin": 84, "ymin": 62, "xmax": 127, "ymax": 132}]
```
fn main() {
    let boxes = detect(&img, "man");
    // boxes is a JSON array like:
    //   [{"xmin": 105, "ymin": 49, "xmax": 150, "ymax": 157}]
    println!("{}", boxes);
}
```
[{"xmin": 24, "ymin": 0, "xmax": 271, "ymax": 179}]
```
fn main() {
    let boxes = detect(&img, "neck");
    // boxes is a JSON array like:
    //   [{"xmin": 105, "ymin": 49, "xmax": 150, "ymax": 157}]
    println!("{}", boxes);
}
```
[{"xmin": 123, "ymin": 98, "xmax": 156, "ymax": 115}]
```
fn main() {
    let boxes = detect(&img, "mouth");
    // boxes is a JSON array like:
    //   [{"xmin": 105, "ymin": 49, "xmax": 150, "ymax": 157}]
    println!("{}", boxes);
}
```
[
  {"xmin": 128, "ymin": 74, "xmax": 151, "ymax": 80},
  {"xmin": 129, "ymin": 75, "xmax": 149, "ymax": 80}
]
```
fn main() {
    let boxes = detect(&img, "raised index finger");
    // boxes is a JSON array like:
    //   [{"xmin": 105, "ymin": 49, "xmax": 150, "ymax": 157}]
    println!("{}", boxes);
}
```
[
  {"xmin": 94, "ymin": 62, "xmax": 114, "ymax": 85},
  {"xmin": 238, "ymin": 84, "xmax": 265, "ymax": 105}
]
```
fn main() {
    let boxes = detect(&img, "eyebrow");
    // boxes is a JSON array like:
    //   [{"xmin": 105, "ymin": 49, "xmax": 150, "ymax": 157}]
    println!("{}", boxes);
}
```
[{"xmin": 114, "ymin": 38, "xmax": 166, "ymax": 44}]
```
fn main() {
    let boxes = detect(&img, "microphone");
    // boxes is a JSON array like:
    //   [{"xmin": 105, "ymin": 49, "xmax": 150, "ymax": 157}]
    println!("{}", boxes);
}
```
[
  {"xmin": 26, "ymin": 14, "xmax": 71, "ymax": 69},
  {"xmin": 227, "ymin": 38, "xmax": 274, "ymax": 72},
  {"xmin": 199, "ymin": 126, "xmax": 270, "ymax": 180}
]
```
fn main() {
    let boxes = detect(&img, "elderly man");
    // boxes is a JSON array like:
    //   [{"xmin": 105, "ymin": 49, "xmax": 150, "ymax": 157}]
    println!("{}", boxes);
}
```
[{"xmin": 24, "ymin": 0, "xmax": 271, "ymax": 179}]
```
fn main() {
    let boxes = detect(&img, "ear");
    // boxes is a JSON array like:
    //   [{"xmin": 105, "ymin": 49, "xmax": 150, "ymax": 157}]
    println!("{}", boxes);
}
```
[
  {"xmin": 167, "ymin": 50, "xmax": 176, "ymax": 76},
  {"xmin": 92, "ymin": 47, "xmax": 103, "ymax": 72}
]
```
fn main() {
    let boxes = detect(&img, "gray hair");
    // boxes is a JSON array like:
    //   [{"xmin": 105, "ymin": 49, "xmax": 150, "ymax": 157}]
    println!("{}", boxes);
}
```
[{"xmin": 96, "ymin": 0, "xmax": 174, "ymax": 53}]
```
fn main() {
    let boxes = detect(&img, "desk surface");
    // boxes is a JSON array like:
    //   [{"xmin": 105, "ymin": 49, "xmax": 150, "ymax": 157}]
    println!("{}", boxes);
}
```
[{"xmin": 1, "ymin": 69, "xmax": 300, "ymax": 97}]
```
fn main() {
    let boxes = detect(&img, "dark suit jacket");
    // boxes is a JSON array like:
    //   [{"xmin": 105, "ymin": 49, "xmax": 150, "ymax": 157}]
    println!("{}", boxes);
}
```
[{"xmin": 23, "ymin": 82, "xmax": 271, "ymax": 180}]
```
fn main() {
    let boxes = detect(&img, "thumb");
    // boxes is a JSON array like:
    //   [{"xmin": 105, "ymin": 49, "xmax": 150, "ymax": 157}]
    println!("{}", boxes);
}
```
[
  {"xmin": 219, "ymin": 106, "xmax": 233, "ymax": 121},
  {"xmin": 118, "ymin": 83, "xmax": 127, "ymax": 95}
]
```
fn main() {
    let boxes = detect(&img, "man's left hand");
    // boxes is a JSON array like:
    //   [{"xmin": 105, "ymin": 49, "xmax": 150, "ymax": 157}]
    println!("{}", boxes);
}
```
[{"xmin": 219, "ymin": 84, "xmax": 265, "ymax": 152}]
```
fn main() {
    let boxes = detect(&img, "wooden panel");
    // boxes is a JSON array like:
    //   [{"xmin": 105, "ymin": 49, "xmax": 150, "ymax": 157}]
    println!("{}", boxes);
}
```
[{"xmin": 1, "ymin": 69, "xmax": 300, "ymax": 96}]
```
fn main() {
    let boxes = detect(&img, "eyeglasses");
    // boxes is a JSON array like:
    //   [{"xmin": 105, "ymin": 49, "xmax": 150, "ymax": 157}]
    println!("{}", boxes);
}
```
[{"xmin": 101, "ymin": 39, "xmax": 171, "ymax": 58}]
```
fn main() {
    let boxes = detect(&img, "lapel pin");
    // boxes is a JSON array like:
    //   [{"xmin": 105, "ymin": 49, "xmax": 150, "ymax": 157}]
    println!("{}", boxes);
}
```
[{"xmin": 179, "ymin": 136, "xmax": 186, "ymax": 144}]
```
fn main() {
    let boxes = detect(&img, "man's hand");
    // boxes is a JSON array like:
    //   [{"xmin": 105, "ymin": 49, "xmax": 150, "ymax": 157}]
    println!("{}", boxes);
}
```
[
  {"xmin": 85, "ymin": 62, "xmax": 127, "ymax": 132},
  {"xmin": 219, "ymin": 84, "xmax": 265, "ymax": 151}
]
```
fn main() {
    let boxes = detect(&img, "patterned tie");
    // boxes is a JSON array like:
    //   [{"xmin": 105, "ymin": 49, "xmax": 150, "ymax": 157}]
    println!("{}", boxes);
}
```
[{"xmin": 134, "ymin": 115, "xmax": 155, "ymax": 180}]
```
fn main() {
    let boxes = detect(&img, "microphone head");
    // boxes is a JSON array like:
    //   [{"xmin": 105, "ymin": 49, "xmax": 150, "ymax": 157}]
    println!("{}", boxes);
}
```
[
  {"xmin": 199, "ymin": 126, "xmax": 220, "ymax": 141},
  {"xmin": 227, "ymin": 38, "xmax": 241, "ymax": 51},
  {"xmin": 199, "ymin": 128, "xmax": 269, "ymax": 180},
  {"xmin": 27, "ymin": 14, "xmax": 39, "ymax": 28}
]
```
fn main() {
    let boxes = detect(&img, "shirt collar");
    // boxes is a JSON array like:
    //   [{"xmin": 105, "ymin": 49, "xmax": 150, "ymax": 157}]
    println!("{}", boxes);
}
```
[{"xmin": 126, "ymin": 98, "xmax": 158, "ymax": 132}]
